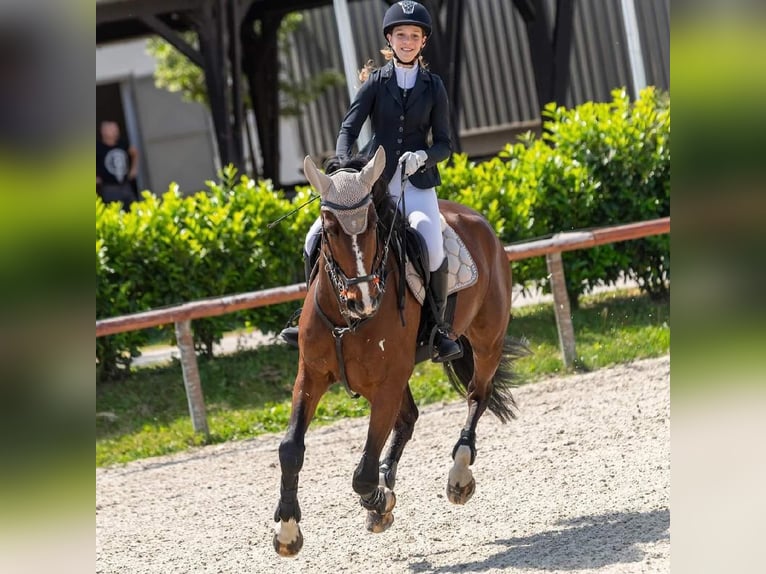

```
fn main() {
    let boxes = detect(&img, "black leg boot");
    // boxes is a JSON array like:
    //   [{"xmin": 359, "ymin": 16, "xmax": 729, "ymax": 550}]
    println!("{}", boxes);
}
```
[
  {"xmin": 279, "ymin": 250, "xmax": 317, "ymax": 348},
  {"xmin": 429, "ymin": 259, "xmax": 463, "ymax": 363}
]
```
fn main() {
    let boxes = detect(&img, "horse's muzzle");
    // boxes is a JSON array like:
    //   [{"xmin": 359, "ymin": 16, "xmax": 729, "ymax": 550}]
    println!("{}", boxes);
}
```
[{"xmin": 345, "ymin": 290, "xmax": 382, "ymax": 320}]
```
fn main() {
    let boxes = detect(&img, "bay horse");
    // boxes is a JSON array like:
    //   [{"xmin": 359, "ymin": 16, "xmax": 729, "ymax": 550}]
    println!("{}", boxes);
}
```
[{"xmin": 274, "ymin": 147, "xmax": 527, "ymax": 556}]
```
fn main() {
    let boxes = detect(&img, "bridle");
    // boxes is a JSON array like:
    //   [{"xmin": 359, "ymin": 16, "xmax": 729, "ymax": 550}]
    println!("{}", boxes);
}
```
[{"xmin": 318, "ymin": 193, "xmax": 388, "ymax": 328}]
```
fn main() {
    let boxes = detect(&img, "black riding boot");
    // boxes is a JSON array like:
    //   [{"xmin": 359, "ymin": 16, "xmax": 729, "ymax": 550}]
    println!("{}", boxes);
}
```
[
  {"xmin": 279, "ymin": 252, "xmax": 315, "ymax": 348},
  {"xmin": 429, "ymin": 259, "xmax": 463, "ymax": 363}
]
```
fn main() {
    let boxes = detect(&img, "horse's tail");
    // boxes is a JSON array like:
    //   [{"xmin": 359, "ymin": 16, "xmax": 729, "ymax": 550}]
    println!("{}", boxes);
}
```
[{"xmin": 443, "ymin": 336, "xmax": 531, "ymax": 423}]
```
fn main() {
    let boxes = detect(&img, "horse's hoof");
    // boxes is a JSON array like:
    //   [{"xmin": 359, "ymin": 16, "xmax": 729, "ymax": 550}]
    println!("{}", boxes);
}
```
[
  {"xmin": 273, "ymin": 519, "xmax": 303, "ymax": 556},
  {"xmin": 447, "ymin": 476, "xmax": 476, "ymax": 505},
  {"xmin": 366, "ymin": 510, "xmax": 394, "ymax": 533}
]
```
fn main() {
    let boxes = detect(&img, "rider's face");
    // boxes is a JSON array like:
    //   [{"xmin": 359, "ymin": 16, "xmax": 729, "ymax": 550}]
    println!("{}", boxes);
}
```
[{"xmin": 387, "ymin": 25, "xmax": 426, "ymax": 64}]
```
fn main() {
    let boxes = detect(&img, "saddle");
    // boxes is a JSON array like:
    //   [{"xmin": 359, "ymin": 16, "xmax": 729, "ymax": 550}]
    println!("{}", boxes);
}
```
[{"xmin": 403, "ymin": 214, "xmax": 478, "ymax": 305}]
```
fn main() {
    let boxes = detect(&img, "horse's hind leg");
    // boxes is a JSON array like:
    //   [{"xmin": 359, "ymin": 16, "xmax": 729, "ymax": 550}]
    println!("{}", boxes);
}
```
[
  {"xmin": 273, "ymin": 368, "xmax": 328, "ymax": 557},
  {"xmin": 379, "ymin": 385, "xmax": 419, "ymax": 490},
  {"xmin": 447, "ymin": 333, "xmax": 512, "ymax": 505},
  {"xmin": 448, "ymin": 393, "xmax": 487, "ymax": 505},
  {"xmin": 353, "ymin": 391, "xmax": 403, "ymax": 533}
]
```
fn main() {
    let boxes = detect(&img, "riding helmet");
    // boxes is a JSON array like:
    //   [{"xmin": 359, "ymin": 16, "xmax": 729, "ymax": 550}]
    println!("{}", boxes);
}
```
[{"xmin": 382, "ymin": 1, "xmax": 432, "ymax": 38}]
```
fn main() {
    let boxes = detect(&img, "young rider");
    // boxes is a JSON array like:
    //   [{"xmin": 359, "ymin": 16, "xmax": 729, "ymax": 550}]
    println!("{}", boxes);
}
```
[{"xmin": 282, "ymin": 1, "xmax": 461, "ymax": 362}]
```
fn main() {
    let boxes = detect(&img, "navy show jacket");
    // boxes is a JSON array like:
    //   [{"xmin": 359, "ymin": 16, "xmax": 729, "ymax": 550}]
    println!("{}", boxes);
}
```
[{"xmin": 335, "ymin": 61, "xmax": 452, "ymax": 189}]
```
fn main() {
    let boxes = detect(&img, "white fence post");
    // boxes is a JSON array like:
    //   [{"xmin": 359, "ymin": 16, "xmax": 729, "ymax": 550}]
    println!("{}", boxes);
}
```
[
  {"xmin": 546, "ymin": 251, "xmax": 577, "ymax": 369},
  {"xmin": 174, "ymin": 319, "xmax": 209, "ymax": 436}
]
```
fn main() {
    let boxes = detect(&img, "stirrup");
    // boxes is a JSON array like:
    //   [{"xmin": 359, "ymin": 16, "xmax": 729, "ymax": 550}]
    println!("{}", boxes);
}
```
[
  {"xmin": 279, "ymin": 308, "xmax": 302, "ymax": 349},
  {"xmin": 432, "ymin": 329, "xmax": 463, "ymax": 363},
  {"xmin": 279, "ymin": 326, "xmax": 299, "ymax": 348}
]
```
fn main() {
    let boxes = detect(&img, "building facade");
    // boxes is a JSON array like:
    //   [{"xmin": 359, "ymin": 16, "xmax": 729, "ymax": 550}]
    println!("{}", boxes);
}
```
[{"xmin": 96, "ymin": 0, "xmax": 669, "ymax": 191}]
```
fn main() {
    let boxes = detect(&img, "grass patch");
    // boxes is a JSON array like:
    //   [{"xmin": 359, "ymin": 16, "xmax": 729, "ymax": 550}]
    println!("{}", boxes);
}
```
[
  {"xmin": 511, "ymin": 288, "xmax": 670, "ymax": 377},
  {"xmin": 96, "ymin": 288, "xmax": 669, "ymax": 466}
]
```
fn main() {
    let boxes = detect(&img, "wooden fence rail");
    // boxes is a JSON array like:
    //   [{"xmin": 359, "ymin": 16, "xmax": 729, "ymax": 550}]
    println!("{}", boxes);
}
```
[{"xmin": 96, "ymin": 217, "xmax": 670, "ymax": 435}]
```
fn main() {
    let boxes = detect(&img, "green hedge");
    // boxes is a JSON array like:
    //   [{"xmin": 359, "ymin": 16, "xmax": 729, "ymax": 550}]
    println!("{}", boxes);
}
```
[
  {"xmin": 96, "ymin": 169, "xmax": 319, "ymax": 380},
  {"xmin": 96, "ymin": 87, "xmax": 669, "ymax": 380},
  {"xmin": 439, "ymin": 86, "xmax": 670, "ymax": 303}
]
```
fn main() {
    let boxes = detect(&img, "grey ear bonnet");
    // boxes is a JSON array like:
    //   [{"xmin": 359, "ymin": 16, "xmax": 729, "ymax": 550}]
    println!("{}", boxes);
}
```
[
  {"xmin": 302, "ymin": 146, "xmax": 387, "ymax": 236},
  {"xmin": 320, "ymin": 170, "xmax": 373, "ymax": 235}
]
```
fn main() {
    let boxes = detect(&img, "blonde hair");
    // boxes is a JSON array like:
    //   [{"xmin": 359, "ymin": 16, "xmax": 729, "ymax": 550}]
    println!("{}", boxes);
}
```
[{"xmin": 358, "ymin": 50, "xmax": 429, "ymax": 83}]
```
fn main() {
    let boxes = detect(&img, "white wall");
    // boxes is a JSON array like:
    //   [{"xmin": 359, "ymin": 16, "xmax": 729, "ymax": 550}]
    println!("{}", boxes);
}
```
[
  {"xmin": 96, "ymin": 39, "xmax": 157, "ymax": 83},
  {"xmin": 131, "ymin": 75, "xmax": 218, "ymax": 194}
]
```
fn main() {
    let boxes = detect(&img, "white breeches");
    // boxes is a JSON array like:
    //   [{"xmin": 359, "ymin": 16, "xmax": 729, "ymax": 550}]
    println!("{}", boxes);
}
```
[
  {"xmin": 303, "ymin": 166, "xmax": 445, "ymax": 272},
  {"xmin": 387, "ymin": 166, "xmax": 444, "ymax": 272}
]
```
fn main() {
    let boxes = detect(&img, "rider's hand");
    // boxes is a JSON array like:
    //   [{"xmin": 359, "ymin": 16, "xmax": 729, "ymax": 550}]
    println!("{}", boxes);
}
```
[{"xmin": 399, "ymin": 150, "xmax": 427, "ymax": 177}]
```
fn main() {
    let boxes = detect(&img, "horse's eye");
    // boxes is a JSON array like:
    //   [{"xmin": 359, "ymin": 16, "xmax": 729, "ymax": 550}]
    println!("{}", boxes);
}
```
[{"xmin": 325, "ymin": 221, "xmax": 339, "ymax": 237}]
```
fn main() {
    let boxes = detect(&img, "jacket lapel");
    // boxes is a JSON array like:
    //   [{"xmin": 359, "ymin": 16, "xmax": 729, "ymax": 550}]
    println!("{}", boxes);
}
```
[{"xmin": 382, "ymin": 63, "xmax": 403, "ymax": 106}]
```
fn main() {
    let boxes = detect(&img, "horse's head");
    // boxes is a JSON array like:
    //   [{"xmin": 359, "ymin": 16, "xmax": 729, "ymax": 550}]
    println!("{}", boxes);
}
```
[{"xmin": 304, "ymin": 146, "xmax": 388, "ymax": 321}]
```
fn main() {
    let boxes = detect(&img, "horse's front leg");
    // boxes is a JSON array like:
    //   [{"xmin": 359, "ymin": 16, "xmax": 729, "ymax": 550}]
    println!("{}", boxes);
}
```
[
  {"xmin": 379, "ymin": 385, "xmax": 419, "ymax": 490},
  {"xmin": 353, "ymin": 391, "xmax": 403, "ymax": 533},
  {"xmin": 273, "ymin": 367, "xmax": 327, "ymax": 557}
]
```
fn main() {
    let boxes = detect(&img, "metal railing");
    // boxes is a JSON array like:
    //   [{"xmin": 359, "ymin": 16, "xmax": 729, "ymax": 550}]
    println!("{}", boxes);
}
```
[{"xmin": 96, "ymin": 217, "xmax": 670, "ymax": 435}]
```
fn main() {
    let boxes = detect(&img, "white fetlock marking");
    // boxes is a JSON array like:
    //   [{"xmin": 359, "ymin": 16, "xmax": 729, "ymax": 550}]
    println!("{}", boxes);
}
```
[
  {"xmin": 449, "ymin": 445, "xmax": 474, "ymax": 487},
  {"xmin": 382, "ymin": 487, "xmax": 396, "ymax": 513},
  {"xmin": 277, "ymin": 518, "xmax": 300, "ymax": 545},
  {"xmin": 454, "ymin": 444, "xmax": 472, "ymax": 466}
]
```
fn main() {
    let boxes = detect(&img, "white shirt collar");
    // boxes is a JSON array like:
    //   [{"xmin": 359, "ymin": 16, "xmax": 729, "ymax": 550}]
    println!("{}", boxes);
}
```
[{"xmin": 394, "ymin": 62, "xmax": 419, "ymax": 90}]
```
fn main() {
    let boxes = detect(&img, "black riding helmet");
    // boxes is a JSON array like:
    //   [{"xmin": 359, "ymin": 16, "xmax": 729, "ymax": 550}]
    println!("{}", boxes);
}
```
[{"xmin": 382, "ymin": 1, "xmax": 432, "ymax": 39}]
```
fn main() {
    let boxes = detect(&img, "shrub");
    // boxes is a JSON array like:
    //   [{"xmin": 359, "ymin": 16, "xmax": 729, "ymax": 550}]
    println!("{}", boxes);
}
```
[
  {"xmin": 439, "ymin": 87, "xmax": 669, "ymax": 304},
  {"xmin": 96, "ymin": 169, "xmax": 315, "ymax": 380},
  {"xmin": 543, "ymin": 87, "xmax": 670, "ymax": 301}
]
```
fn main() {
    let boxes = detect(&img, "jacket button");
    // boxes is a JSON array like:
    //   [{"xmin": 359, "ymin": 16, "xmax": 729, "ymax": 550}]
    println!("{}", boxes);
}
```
[
  {"xmin": 399, "ymin": 115, "xmax": 404, "ymax": 120},
  {"xmin": 397, "ymin": 138, "xmax": 402, "ymax": 143},
  {"xmin": 398, "ymin": 127, "xmax": 404, "ymax": 132},
  {"xmin": 395, "ymin": 150, "xmax": 401, "ymax": 156}
]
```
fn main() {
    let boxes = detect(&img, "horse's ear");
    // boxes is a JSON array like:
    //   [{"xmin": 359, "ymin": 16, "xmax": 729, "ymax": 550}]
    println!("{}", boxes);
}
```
[
  {"xmin": 303, "ymin": 155, "xmax": 333, "ymax": 198},
  {"xmin": 358, "ymin": 146, "xmax": 386, "ymax": 189}
]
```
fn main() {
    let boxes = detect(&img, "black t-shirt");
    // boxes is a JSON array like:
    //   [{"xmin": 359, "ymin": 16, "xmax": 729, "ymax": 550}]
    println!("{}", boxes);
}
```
[{"xmin": 97, "ymin": 139, "xmax": 132, "ymax": 185}]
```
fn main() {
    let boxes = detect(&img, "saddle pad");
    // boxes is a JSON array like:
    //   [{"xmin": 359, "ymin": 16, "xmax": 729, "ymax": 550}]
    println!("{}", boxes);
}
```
[{"xmin": 405, "ymin": 215, "xmax": 478, "ymax": 305}]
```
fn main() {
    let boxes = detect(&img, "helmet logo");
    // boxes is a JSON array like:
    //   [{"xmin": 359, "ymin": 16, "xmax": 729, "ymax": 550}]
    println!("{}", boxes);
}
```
[{"xmin": 398, "ymin": 1, "xmax": 417, "ymax": 15}]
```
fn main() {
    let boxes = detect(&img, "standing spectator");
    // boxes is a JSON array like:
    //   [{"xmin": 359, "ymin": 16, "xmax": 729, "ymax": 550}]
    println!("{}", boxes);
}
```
[{"xmin": 96, "ymin": 120, "xmax": 139, "ymax": 210}]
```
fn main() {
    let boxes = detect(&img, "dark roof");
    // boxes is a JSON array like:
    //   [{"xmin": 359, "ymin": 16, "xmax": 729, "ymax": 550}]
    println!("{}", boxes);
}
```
[
  {"xmin": 97, "ymin": 0, "xmax": 201, "ymax": 44},
  {"xmin": 96, "ymin": 0, "xmax": 332, "ymax": 45}
]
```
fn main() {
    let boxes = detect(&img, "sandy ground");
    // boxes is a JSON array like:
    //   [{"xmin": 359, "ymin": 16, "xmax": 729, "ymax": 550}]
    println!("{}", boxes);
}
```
[{"xmin": 96, "ymin": 355, "xmax": 669, "ymax": 574}]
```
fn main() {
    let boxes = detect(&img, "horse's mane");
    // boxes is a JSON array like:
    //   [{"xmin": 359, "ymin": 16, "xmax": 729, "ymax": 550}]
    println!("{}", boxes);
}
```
[{"xmin": 324, "ymin": 155, "xmax": 398, "ymax": 234}]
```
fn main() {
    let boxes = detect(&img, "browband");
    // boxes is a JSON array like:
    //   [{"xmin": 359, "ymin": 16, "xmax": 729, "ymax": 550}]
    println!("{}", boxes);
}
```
[{"xmin": 320, "ymin": 194, "xmax": 372, "ymax": 212}]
